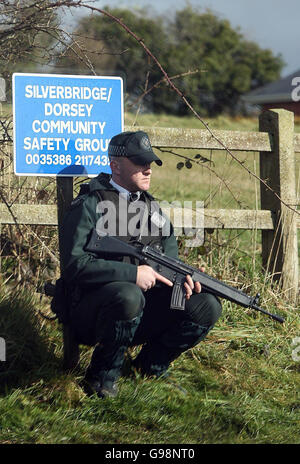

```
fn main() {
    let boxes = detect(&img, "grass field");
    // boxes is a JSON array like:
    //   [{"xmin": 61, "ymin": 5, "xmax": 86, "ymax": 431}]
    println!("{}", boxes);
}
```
[
  {"xmin": 0, "ymin": 280, "xmax": 299, "ymax": 444},
  {"xmin": 0, "ymin": 112, "xmax": 299, "ymax": 445}
]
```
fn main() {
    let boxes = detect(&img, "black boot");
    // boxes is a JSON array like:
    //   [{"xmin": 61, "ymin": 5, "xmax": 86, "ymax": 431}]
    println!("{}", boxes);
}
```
[
  {"xmin": 133, "ymin": 319, "xmax": 212, "ymax": 378},
  {"xmin": 83, "ymin": 363, "xmax": 120, "ymax": 398},
  {"xmin": 83, "ymin": 315, "xmax": 141, "ymax": 398}
]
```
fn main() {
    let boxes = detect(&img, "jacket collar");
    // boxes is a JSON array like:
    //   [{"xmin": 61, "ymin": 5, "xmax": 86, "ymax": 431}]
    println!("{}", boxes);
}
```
[{"xmin": 88, "ymin": 173, "xmax": 114, "ymax": 192}]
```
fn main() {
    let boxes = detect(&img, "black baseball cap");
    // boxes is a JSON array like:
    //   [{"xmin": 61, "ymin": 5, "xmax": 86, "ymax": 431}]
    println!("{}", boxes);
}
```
[{"xmin": 108, "ymin": 131, "xmax": 162, "ymax": 166}]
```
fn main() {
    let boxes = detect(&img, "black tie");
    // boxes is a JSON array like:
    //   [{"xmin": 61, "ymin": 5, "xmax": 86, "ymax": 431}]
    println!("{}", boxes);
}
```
[{"xmin": 129, "ymin": 192, "xmax": 140, "ymax": 202}]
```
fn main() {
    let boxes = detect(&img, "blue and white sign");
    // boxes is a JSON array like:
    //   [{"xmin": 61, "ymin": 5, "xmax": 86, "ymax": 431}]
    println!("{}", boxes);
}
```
[{"xmin": 13, "ymin": 73, "xmax": 124, "ymax": 176}]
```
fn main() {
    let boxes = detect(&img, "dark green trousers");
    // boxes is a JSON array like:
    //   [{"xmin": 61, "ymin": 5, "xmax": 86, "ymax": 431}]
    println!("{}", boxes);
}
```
[{"xmin": 70, "ymin": 282, "xmax": 222, "ymax": 348}]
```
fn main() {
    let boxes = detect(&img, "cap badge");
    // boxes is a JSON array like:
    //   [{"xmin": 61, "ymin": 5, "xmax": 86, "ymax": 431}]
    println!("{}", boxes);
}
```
[{"xmin": 140, "ymin": 136, "xmax": 151, "ymax": 151}]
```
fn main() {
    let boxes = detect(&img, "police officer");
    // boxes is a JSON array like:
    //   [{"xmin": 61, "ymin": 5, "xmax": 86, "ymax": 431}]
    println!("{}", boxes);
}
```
[{"xmin": 60, "ymin": 131, "xmax": 222, "ymax": 398}]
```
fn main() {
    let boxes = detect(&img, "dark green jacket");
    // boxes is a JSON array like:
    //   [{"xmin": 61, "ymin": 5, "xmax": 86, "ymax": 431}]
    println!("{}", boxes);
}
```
[{"xmin": 60, "ymin": 173, "xmax": 178, "ymax": 288}]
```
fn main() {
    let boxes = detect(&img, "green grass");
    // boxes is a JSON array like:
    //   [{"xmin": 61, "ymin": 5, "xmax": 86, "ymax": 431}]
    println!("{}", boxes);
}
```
[
  {"xmin": 125, "ymin": 110, "xmax": 300, "ymax": 131},
  {"xmin": 0, "ymin": 279, "xmax": 299, "ymax": 444}
]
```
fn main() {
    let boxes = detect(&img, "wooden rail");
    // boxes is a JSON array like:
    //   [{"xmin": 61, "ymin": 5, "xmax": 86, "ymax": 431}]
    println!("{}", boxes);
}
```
[
  {"xmin": 1, "ymin": 203, "xmax": 299, "ymax": 230},
  {"xmin": 126, "ymin": 125, "xmax": 300, "ymax": 153}
]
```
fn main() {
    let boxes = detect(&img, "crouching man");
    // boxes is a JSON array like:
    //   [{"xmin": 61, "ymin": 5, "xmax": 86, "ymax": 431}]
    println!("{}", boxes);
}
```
[{"xmin": 60, "ymin": 131, "xmax": 222, "ymax": 398}]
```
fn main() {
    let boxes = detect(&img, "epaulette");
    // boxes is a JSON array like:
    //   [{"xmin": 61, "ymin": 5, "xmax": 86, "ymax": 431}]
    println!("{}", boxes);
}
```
[
  {"xmin": 70, "ymin": 195, "xmax": 87, "ymax": 209},
  {"xmin": 78, "ymin": 183, "xmax": 91, "ymax": 195},
  {"xmin": 69, "ymin": 183, "xmax": 91, "ymax": 209}
]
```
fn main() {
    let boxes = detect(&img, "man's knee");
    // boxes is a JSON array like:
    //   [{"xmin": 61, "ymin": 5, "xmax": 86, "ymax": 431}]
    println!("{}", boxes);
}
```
[
  {"xmin": 113, "ymin": 283, "xmax": 145, "ymax": 320},
  {"xmin": 204, "ymin": 293, "xmax": 222, "ymax": 325},
  {"xmin": 186, "ymin": 292, "xmax": 222, "ymax": 327}
]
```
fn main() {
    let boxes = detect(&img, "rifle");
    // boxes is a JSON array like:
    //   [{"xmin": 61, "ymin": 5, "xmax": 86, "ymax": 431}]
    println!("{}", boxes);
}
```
[{"xmin": 85, "ymin": 230, "xmax": 285, "ymax": 324}]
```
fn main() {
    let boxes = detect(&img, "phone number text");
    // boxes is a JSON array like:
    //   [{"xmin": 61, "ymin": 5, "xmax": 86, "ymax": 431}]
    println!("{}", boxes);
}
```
[{"xmin": 25, "ymin": 153, "xmax": 109, "ymax": 166}]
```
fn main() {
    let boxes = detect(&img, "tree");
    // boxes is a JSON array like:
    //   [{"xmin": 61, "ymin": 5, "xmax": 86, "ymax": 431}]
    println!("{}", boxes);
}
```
[
  {"xmin": 0, "ymin": 2, "xmax": 285, "ymax": 116},
  {"xmin": 168, "ymin": 7, "xmax": 284, "ymax": 116},
  {"xmin": 61, "ymin": 6, "xmax": 284, "ymax": 116},
  {"xmin": 57, "ymin": 6, "xmax": 170, "ymax": 111}
]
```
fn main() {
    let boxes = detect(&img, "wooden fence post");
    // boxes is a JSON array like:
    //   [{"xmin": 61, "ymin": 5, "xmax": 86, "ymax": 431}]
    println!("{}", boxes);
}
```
[
  {"xmin": 56, "ymin": 177, "xmax": 80, "ymax": 371},
  {"xmin": 259, "ymin": 109, "xmax": 299, "ymax": 302},
  {"xmin": 56, "ymin": 177, "xmax": 73, "ymax": 259}
]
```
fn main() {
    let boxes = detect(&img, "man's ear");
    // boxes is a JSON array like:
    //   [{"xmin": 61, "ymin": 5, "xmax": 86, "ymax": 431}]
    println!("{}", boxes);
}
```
[{"xmin": 110, "ymin": 158, "xmax": 121, "ymax": 175}]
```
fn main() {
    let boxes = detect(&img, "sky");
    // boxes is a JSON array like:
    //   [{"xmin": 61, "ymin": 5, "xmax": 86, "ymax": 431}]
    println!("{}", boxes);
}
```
[{"xmin": 66, "ymin": 0, "xmax": 300, "ymax": 77}]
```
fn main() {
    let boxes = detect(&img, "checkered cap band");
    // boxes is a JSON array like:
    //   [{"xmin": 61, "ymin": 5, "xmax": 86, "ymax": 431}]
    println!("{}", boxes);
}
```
[
  {"xmin": 108, "ymin": 145, "xmax": 127, "ymax": 157},
  {"xmin": 107, "ymin": 131, "xmax": 162, "ymax": 166}
]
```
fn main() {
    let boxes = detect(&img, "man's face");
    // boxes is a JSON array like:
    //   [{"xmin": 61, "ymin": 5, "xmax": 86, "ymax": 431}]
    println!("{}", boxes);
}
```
[{"xmin": 111, "ymin": 157, "xmax": 152, "ymax": 192}]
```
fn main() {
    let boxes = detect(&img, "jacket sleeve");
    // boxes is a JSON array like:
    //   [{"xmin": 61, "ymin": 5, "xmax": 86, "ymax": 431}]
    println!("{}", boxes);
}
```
[
  {"xmin": 161, "ymin": 217, "xmax": 179, "ymax": 259},
  {"xmin": 60, "ymin": 194, "xmax": 137, "ymax": 287}
]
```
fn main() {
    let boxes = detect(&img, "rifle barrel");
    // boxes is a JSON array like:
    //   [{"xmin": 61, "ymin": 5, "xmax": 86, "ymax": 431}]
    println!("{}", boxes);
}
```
[{"xmin": 252, "ymin": 304, "xmax": 285, "ymax": 323}]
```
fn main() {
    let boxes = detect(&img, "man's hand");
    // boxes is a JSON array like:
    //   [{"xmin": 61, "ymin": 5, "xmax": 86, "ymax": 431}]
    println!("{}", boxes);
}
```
[
  {"xmin": 136, "ymin": 265, "xmax": 173, "ymax": 292},
  {"xmin": 184, "ymin": 266, "xmax": 205, "ymax": 300},
  {"xmin": 136, "ymin": 265, "xmax": 205, "ymax": 297}
]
